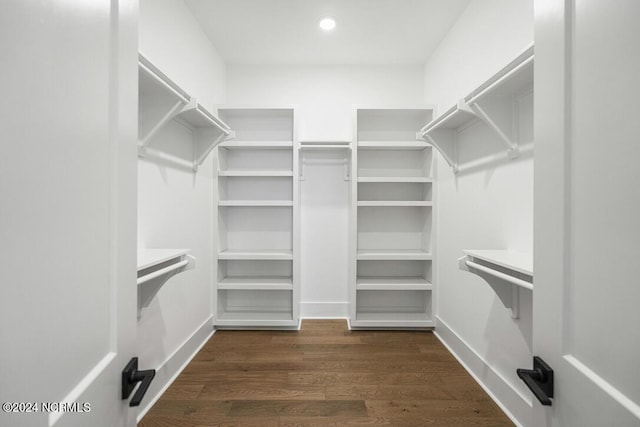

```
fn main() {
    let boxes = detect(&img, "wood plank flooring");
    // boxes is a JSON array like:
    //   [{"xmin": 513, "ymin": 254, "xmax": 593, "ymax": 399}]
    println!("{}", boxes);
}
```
[{"xmin": 140, "ymin": 320, "xmax": 513, "ymax": 426}]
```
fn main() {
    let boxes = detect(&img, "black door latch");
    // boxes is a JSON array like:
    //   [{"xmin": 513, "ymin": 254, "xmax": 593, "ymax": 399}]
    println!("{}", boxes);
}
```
[
  {"xmin": 122, "ymin": 357, "xmax": 156, "ymax": 407},
  {"xmin": 517, "ymin": 356, "xmax": 554, "ymax": 406}
]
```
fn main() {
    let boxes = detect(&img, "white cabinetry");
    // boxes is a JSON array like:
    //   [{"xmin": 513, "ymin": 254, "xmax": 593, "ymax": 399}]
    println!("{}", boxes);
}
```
[
  {"xmin": 350, "ymin": 108, "xmax": 435, "ymax": 328},
  {"xmin": 214, "ymin": 108, "xmax": 299, "ymax": 328}
]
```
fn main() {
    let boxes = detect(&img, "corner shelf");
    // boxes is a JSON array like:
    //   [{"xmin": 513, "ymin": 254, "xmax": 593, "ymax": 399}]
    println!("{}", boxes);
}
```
[
  {"xmin": 458, "ymin": 249, "xmax": 533, "ymax": 319},
  {"xmin": 138, "ymin": 54, "xmax": 234, "ymax": 171},
  {"xmin": 420, "ymin": 44, "xmax": 534, "ymax": 173},
  {"xmin": 137, "ymin": 249, "xmax": 195, "ymax": 318}
]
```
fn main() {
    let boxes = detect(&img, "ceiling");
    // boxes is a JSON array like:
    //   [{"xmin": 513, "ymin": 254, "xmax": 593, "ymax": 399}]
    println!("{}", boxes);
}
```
[{"xmin": 184, "ymin": 0, "xmax": 471, "ymax": 65}]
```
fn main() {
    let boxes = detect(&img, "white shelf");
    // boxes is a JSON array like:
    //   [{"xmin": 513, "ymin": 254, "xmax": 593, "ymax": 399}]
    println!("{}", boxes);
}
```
[
  {"xmin": 215, "ymin": 312, "xmax": 297, "ymax": 328},
  {"xmin": 137, "ymin": 54, "xmax": 234, "ymax": 171},
  {"xmin": 357, "ymin": 250, "xmax": 432, "ymax": 261},
  {"xmin": 356, "ymin": 277, "xmax": 432, "ymax": 291},
  {"xmin": 358, "ymin": 140, "xmax": 431, "ymax": 150},
  {"xmin": 219, "ymin": 170, "xmax": 293, "ymax": 177},
  {"xmin": 357, "ymin": 201, "xmax": 433, "ymax": 207},
  {"xmin": 218, "ymin": 250, "xmax": 293, "ymax": 260},
  {"xmin": 357, "ymin": 176, "xmax": 433, "ymax": 183},
  {"xmin": 218, "ymin": 276, "xmax": 293, "ymax": 290},
  {"xmin": 458, "ymin": 249, "xmax": 533, "ymax": 319},
  {"xmin": 351, "ymin": 314, "xmax": 434, "ymax": 328},
  {"xmin": 218, "ymin": 140, "xmax": 293, "ymax": 149},
  {"xmin": 420, "ymin": 45, "xmax": 534, "ymax": 173},
  {"xmin": 137, "ymin": 248, "xmax": 190, "ymax": 271},
  {"xmin": 300, "ymin": 144, "xmax": 352, "ymax": 150},
  {"xmin": 218, "ymin": 200, "xmax": 293, "ymax": 207},
  {"xmin": 137, "ymin": 248, "xmax": 195, "ymax": 318},
  {"xmin": 464, "ymin": 249, "xmax": 533, "ymax": 276}
]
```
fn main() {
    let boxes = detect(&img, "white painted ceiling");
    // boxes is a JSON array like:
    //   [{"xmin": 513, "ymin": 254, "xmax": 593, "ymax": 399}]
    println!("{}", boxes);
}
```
[{"xmin": 184, "ymin": 0, "xmax": 471, "ymax": 65}]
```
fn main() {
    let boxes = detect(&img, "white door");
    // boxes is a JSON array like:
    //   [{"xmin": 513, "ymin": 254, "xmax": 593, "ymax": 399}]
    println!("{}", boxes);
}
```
[
  {"xmin": 533, "ymin": 0, "xmax": 640, "ymax": 426},
  {"xmin": 0, "ymin": 1, "xmax": 140, "ymax": 426}
]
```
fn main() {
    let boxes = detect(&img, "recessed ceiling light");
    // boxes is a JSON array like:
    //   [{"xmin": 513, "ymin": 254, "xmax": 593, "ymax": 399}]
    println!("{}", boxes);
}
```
[{"xmin": 319, "ymin": 17, "xmax": 336, "ymax": 32}]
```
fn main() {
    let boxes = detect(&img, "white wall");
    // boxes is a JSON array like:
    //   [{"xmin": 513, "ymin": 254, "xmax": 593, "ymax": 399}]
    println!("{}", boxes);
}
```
[
  {"xmin": 423, "ymin": 1, "xmax": 535, "ymax": 426},
  {"xmin": 137, "ymin": 0, "xmax": 226, "ymax": 416},
  {"xmin": 227, "ymin": 65, "xmax": 424, "ymax": 317}
]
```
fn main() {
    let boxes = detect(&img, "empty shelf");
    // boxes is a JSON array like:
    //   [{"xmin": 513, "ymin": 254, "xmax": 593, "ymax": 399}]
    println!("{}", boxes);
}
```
[
  {"xmin": 218, "ymin": 250, "xmax": 293, "ymax": 260},
  {"xmin": 356, "ymin": 277, "xmax": 432, "ymax": 291},
  {"xmin": 218, "ymin": 276, "xmax": 293, "ymax": 290},
  {"xmin": 358, "ymin": 140, "xmax": 431, "ymax": 150},
  {"xmin": 357, "ymin": 250, "xmax": 432, "ymax": 261},
  {"xmin": 358, "ymin": 201, "xmax": 433, "ymax": 207},
  {"xmin": 463, "ymin": 249, "xmax": 533, "ymax": 277},
  {"xmin": 137, "ymin": 248, "xmax": 190, "ymax": 272},
  {"xmin": 218, "ymin": 200, "xmax": 293, "ymax": 207},
  {"xmin": 357, "ymin": 176, "xmax": 433, "ymax": 183},
  {"xmin": 351, "ymin": 314, "xmax": 434, "ymax": 328},
  {"xmin": 219, "ymin": 170, "xmax": 294, "ymax": 177},
  {"xmin": 218, "ymin": 140, "xmax": 293, "ymax": 149}
]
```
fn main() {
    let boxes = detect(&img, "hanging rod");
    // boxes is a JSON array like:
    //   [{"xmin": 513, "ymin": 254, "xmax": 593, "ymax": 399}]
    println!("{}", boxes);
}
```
[{"xmin": 137, "ymin": 259, "xmax": 190, "ymax": 286}]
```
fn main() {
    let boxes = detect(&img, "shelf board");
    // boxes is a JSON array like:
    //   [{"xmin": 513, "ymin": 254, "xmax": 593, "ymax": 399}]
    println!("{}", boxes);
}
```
[
  {"xmin": 218, "ymin": 250, "xmax": 293, "ymax": 260},
  {"xmin": 357, "ymin": 250, "xmax": 432, "ymax": 261},
  {"xmin": 357, "ymin": 140, "xmax": 431, "ymax": 150},
  {"xmin": 357, "ymin": 176, "xmax": 433, "ymax": 183},
  {"xmin": 218, "ymin": 170, "xmax": 293, "ymax": 177},
  {"xmin": 356, "ymin": 277, "xmax": 432, "ymax": 291},
  {"xmin": 218, "ymin": 140, "xmax": 293, "ymax": 149},
  {"xmin": 215, "ymin": 312, "xmax": 296, "ymax": 327},
  {"xmin": 420, "ymin": 103, "xmax": 477, "ymax": 134},
  {"xmin": 218, "ymin": 200, "xmax": 293, "ymax": 207},
  {"xmin": 357, "ymin": 201, "xmax": 433, "ymax": 207},
  {"xmin": 463, "ymin": 249, "xmax": 533, "ymax": 276},
  {"xmin": 351, "ymin": 313, "xmax": 434, "ymax": 327},
  {"xmin": 218, "ymin": 276, "xmax": 293, "ymax": 290},
  {"xmin": 137, "ymin": 248, "xmax": 190, "ymax": 271}
]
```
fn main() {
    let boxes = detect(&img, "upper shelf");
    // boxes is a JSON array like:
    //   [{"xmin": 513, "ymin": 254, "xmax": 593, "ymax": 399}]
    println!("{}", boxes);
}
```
[
  {"xmin": 458, "ymin": 249, "xmax": 533, "ymax": 319},
  {"xmin": 138, "ymin": 54, "xmax": 234, "ymax": 171},
  {"xmin": 420, "ymin": 45, "xmax": 534, "ymax": 173}
]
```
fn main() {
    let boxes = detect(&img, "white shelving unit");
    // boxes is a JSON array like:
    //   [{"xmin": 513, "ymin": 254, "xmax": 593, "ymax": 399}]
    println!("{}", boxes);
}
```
[
  {"xmin": 350, "ymin": 108, "xmax": 435, "ymax": 328},
  {"xmin": 137, "ymin": 249, "xmax": 195, "ymax": 318},
  {"xmin": 458, "ymin": 249, "xmax": 533, "ymax": 319},
  {"xmin": 214, "ymin": 108, "xmax": 299, "ymax": 329},
  {"xmin": 420, "ymin": 45, "xmax": 534, "ymax": 173},
  {"xmin": 137, "ymin": 54, "xmax": 234, "ymax": 171}
]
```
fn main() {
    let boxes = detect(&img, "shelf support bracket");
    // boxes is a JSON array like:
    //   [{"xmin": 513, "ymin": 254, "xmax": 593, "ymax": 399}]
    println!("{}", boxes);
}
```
[
  {"xmin": 139, "ymin": 99, "xmax": 187, "ymax": 152},
  {"xmin": 467, "ymin": 100, "xmax": 519, "ymax": 159},
  {"xmin": 137, "ymin": 254, "xmax": 196, "ymax": 319},
  {"xmin": 458, "ymin": 255, "xmax": 524, "ymax": 319},
  {"xmin": 423, "ymin": 131, "xmax": 459, "ymax": 174}
]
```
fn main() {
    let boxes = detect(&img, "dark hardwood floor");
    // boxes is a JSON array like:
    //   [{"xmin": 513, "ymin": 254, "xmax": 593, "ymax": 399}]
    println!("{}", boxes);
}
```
[{"xmin": 140, "ymin": 319, "xmax": 513, "ymax": 426}]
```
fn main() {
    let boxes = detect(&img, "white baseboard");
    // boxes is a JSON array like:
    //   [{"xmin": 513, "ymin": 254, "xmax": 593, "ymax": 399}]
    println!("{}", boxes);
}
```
[
  {"xmin": 137, "ymin": 316, "xmax": 214, "ymax": 422},
  {"xmin": 300, "ymin": 301, "xmax": 349, "ymax": 318},
  {"xmin": 434, "ymin": 315, "xmax": 532, "ymax": 427}
]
